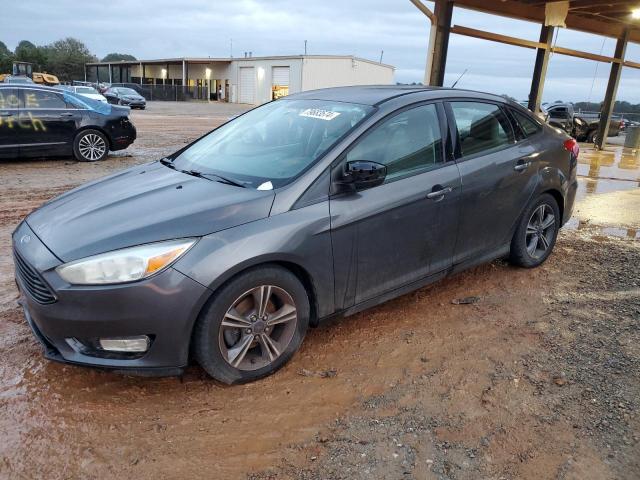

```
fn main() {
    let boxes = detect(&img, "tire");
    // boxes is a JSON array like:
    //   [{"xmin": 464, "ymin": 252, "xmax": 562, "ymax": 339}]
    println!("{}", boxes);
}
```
[
  {"xmin": 587, "ymin": 130, "xmax": 597, "ymax": 144},
  {"xmin": 193, "ymin": 265, "xmax": 310, "ymax": 384},
  {"xmin": 509, "ymin": 193, "xmax": 560, "ymax": 268},
  {"xmin": 73, "ymin": 129, "xmax": 109, "ymax": 162}
]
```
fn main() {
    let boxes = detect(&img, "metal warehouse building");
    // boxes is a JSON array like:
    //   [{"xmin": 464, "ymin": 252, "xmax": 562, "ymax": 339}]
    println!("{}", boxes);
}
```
[{"xmin": 85, "ymin": 55, "xmax": 395, "ymax": 104}]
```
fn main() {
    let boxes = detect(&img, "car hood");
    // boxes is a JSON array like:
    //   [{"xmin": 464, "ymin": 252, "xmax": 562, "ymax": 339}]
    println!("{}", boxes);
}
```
[{"xmin": 26, "ymin": 162, "xmax": 275, "ymax": 262}]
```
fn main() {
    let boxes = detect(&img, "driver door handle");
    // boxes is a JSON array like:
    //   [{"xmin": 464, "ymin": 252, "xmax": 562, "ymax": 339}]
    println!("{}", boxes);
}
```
[
  {"xmin": 426, "ymin": 186, "xmax": 453, "ymax": 199},
  {"xmin": 0, "ymin": 111, "xmax": 13, "ymax": 117},
  {"xmin": 59, "ymin": 112, "xmax": 75, "ymax": 117}
]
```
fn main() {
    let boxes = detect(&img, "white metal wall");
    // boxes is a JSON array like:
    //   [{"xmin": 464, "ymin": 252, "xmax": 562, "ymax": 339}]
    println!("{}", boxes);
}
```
[
  {"xmin": 301, "ymin": 57, "xmax": 394, "ymax": 91},
  {"xmin": 229, "ymin": 59, "xmax": 303, "ymax": 104}
]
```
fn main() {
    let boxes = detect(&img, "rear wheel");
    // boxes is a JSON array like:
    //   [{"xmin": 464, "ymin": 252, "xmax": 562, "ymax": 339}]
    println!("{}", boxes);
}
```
[
  {"xmin": 73, "ymin": 129, "xmax": 109, "ymax": 162},
  {"xmin": 193, "ymin": 266, "xmax": 310, "ymax": 384},
  {"xmin": 509, "ymin": 193, "xmax": 560, "ymax": 268},
  {"xmin": 587, "ymin": 130, "xmax": 597, "ymax": 144}
]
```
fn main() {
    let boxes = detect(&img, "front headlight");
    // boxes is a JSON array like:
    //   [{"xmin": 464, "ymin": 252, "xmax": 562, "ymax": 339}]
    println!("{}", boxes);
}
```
[{"xmin": 56, "ymin": 239, "xmax": 196, "ymax": 285}]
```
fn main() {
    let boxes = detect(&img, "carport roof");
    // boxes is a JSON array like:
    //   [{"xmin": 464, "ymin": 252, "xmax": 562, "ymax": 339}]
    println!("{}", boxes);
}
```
[{"xmin": 454, "ymin": 0, "xmax": 640, "ymax": 43}]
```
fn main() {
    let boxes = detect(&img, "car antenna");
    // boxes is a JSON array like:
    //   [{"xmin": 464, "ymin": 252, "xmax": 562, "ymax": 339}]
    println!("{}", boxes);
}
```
[{"xmin": 451, "ymin": 69, "xmax": 468, "ymax": 89}]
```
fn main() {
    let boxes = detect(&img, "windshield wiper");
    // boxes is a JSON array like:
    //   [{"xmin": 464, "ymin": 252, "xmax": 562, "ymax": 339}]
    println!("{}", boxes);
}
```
[
  {"xmin": 159, "ymin": 157, "xmax": 175, "ymax": 169},
  {"xmin": 186, "ymin": 170, "xmax": 247, "ymax": 188}
]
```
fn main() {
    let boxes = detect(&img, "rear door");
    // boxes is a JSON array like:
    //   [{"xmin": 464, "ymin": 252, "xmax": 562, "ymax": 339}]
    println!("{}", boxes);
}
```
[
  {"xmin": 0, "ymin": 88, "xmax": 23, "ymax": 159},
  {"xmin": 330, "ymin": 102, "xmax": 461, "ymax": 307},
  {"xmin": 447, "ymin": 100, "xmax": 539, "ymax": 263},
  {"xmin": 19, "ymin": 88, "xmax": 79, "ymax": 157}
]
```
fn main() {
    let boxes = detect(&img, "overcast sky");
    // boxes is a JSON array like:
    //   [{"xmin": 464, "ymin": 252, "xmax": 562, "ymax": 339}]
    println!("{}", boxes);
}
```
[{"xmin": 3, "ymin": 0, "xmax": 640, "ymax": 103}]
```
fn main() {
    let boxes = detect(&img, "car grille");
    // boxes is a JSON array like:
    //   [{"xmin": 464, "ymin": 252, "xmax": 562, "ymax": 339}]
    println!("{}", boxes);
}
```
[{"xmin": 13, "ymin": 249, "xmax": 56, "ymax": 304}]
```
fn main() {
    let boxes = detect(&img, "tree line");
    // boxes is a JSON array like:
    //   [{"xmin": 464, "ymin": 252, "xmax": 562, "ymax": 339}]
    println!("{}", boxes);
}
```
[{"xmin": 0, "ymin": 38, "xmax": 136, "ymax": 82}]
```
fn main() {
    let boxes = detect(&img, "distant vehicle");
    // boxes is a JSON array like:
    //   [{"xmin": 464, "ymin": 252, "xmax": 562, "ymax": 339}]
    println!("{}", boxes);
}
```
[
  {"xmin": 0, "ymin": 85, "xmax": 136, "ymax": 162},
  {"xmin": 2, "ymin": 75, "xmax": 35, "ymax": 84},
  {"xmin": 13, "ymin": 86, "xmax": 578, "ymax": 383},
  {"xmin": 518, "ymin": 101, "xmax": 548, "ymax": 122},
  {"xmin": 546, "ymin": 103, "xmax": 575, "ymax": 135},
  {"xmin": 573, "ymin": 114, "xmax": 622, "ymax": 143},
  {"xmin": 103, "ymin": 87, "xmax": 146, "ymax": 109},
  {"xmin": 63, "ymin": 85, "xmax": 108, "ymax": 103}
]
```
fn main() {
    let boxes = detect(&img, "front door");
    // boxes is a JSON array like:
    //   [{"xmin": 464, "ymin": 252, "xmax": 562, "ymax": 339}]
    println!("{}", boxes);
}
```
[
  {"xmin": 447, "ymin": 101, "xmax": 539, "ymax": 262},
  {"xmin": 330, "ymin": 102, "xmax": 461, "ymax": 307},
  {"xmin": 20, "ymin": 88, "xmax": 79, "ymax": 157}
]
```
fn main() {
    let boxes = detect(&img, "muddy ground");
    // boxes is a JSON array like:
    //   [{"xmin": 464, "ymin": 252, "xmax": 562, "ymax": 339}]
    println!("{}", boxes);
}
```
[{"xmin": 0, "ymin": 102, "xmax": 638, "ymax": 480}]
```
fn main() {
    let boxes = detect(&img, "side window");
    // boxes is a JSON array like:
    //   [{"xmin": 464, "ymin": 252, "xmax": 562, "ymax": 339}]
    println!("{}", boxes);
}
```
[
  {"xmin": 24, "ymin": 90, "xmax": 67, "ymax": 109},
  {"xmin": 346, "ymin": 103, "xmax": 443, "ymax": 183},
  {"xmin": 450, "ymin": 102, "xmax": 514, "ymax": 158},
  {"xmin": 0, "ymin": 89, "xmax": 22, "ymax": 108},
  {"xmin": 511, "ymin": 109, "xmax": 541, "ymax": 137}
]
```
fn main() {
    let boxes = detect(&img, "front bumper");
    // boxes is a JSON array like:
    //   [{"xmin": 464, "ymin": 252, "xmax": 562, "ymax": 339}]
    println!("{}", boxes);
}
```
[{"xmin": 13, "ymin": 222, "xmax": 210, "ymax": 376}]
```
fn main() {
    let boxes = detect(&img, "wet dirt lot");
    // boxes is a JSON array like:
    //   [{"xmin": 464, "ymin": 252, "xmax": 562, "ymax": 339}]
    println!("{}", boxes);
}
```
[{"xmin": 0, "ymin": 102, "xmax": 639, "ymax": 480}]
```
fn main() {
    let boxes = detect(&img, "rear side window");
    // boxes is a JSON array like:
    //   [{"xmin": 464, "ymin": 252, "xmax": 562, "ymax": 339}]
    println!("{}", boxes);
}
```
[
  {"xmin": 450, "ymin": 102, "xmax": 514, "ymax": 158},
  {"xmin": 511, "ymin": 109, "xmax": 541, "ymax": 137},
  {"xmin": 24, "ymin": 90, "xmax": 66, "ymax": 109},
  {"xmin": 345, "ymin": 103, "xmax": 443, "ymax": 183}
]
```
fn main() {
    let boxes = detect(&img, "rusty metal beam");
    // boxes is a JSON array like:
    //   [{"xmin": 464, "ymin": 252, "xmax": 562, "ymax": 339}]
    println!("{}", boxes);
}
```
[
  {"xmin": 429, "ymin": 0, "xmax": 453, "ymax": 87},
  {"xmin": 596, "ymin": 28, "xmax": 630, "ymax": 150},
  {"xmin": 528, "ymin": 25, "xmax": 554, "ymax": 113}
]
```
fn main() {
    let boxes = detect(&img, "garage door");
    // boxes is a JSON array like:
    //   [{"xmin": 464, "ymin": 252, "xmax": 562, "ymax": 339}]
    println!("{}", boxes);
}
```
[
  {"xmin": 272, "ymin": 67, "xmax": 290, "ymax": 87},
  {"xmin": 271, "ymin": 66, "xmax": 290, "ymax": 100},
  {"xmin": 239, "ymin": 67, "xmax": 255, "ymax": 104}
]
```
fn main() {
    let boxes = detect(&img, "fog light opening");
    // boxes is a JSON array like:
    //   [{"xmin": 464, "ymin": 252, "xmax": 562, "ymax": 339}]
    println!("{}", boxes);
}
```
[{"xmin": 99, "ymin": 336, "xmax": 150, "ymax": 353}]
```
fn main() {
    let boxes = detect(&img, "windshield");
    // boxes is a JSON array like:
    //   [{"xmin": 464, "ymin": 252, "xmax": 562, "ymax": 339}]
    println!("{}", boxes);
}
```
[
  {"xmin": 171, "ymin": 99, "xmax": 373, "ymax": 189},
  {"xmin": 117, "ymin": 88, "xmax": 138, "ymax": 95},
  {"xmin": 77, "ymin": 87, "xmax": 98, "ymax": 94}
]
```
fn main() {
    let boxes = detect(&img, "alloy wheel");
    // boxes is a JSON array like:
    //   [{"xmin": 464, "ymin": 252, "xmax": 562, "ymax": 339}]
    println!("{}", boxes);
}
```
[
  {"xmin": 525, "ymin": 203, "xmax": 556, "ymax": 259},
  {"xmin": 218, "ymin": 285, "xmax": 298, "ymax": 371},
  {"xmin": 78, "ymin": 133, "xmax": 107, "ymax": 161}
]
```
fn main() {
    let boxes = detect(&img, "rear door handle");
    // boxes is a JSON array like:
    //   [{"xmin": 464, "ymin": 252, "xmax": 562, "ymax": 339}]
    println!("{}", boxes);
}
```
[
  {"xmin": 59, "ymin": 112, "xmax": 75, "ymax": 117},
  {"xmin": 426, "ymin": 186, "xmax": 453, "ymax": 199},
  {"xmin": 0, "ymin": 111, "xmax": 13, "ymax": 117},
  {"xmin": 514, "ymin": 157, "xmax": 533, "ymax": 172}
]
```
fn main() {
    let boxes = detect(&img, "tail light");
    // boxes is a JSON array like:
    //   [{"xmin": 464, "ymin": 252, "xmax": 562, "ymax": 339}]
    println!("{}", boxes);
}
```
[{"xmin": 563, "ymin": 138, "xmax": 579, "ymax": 158}]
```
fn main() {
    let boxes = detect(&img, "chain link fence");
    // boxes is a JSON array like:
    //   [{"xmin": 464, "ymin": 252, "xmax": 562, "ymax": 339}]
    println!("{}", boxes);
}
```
[{"xmin": 110, "ymin": 83, "xmax": 211, "ymax": 101}]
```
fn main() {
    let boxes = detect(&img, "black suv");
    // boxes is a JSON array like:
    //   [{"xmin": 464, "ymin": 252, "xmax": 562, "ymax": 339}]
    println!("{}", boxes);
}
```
[{"xmin": 0, "ymin": 85, "xmax": 136, "ymax": 161}]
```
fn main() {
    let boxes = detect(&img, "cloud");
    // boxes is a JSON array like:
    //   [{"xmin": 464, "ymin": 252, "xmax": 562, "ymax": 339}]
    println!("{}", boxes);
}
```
[{"xmin": 2, "ymin": 0, "xmax": 638, "ymax": 103}]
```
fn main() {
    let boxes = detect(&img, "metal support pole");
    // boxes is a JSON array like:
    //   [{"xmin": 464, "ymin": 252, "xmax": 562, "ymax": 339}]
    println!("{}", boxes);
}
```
[
  {"xmin": 429, "ymin": 0, "xmax": 453, "ymax": 87},
  {"xmin": 108, "ymin": 63, "xmax": 112, "ymax": 84},
  {"xmin": 596, "ymin": 28, "xmax": 629, "ymax": 150},
  {"xmin": 528, "ymin": 25, "xmax": 554, "ymax": 113},
  {"xmin": 140, "ymin": 62, "xmax": 143, "ymax": 85}
]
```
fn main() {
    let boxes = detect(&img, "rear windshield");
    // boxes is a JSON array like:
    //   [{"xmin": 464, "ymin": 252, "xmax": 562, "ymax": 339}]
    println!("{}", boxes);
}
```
[{"xmin": 171, "ymin": 99, "xmax": 374, "ymax": 189}]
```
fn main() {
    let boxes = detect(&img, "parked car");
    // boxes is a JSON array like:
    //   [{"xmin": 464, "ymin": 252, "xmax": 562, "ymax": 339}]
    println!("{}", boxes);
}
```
[
  {"xmin": 2, "ymin": 75, "xmax": 34, "ymax": 84},
  {"xmin": 14, "ymin": 86, "xmax": 578, "ymax": 383},
  {"xmin": 103, "ymin": 87, "xmax": 146, "ymax": 109},
  {"xmin": 0, "ymin": 84, "xmax": 136, "ymax": 161},
  {"xmin": 64, "ymin": 85, "xmax": 108, "ymax": 103}
]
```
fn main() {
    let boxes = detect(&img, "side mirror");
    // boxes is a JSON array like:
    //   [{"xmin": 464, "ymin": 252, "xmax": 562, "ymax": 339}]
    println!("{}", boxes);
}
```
[{"xmin": 337, "ymin": 160, "xmax": 387, "ymax": 192}]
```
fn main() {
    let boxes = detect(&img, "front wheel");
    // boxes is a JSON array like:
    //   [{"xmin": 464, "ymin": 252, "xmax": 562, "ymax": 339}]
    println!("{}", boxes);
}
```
[
  {"xmin": 73, "ymin": 129, "xmax": 109, "ymax": 162},
  {"xmin": 509, "ymin": 193, "xmax": 560, "ymax": 268},
  {"xmin": 193, "ymin": 266, "xmax": 310, "ymax": 384}
]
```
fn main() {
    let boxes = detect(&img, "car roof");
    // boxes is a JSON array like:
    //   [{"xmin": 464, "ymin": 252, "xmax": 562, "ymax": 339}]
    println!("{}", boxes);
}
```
[{"xmin": 285, "ymin": 85, "xmax": 509, "ymax": 106}]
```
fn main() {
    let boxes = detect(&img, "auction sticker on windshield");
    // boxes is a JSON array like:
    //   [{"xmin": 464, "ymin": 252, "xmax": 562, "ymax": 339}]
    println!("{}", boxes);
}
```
[{"xmin": 299, "ymin": 109, "xmax": 341, "ymax": 121}]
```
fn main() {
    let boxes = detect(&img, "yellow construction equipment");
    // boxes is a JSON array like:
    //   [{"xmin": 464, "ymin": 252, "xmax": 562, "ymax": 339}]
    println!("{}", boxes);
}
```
[{"xmin": 0, "ymin": 61, "xmax": 59, "ymax": 86}]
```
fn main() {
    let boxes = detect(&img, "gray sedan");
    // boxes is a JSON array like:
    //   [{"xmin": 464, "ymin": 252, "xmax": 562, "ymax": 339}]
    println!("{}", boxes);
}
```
[{"xmin": 13, "ymin": 86, "xmax": 578, "ymax": 383}]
